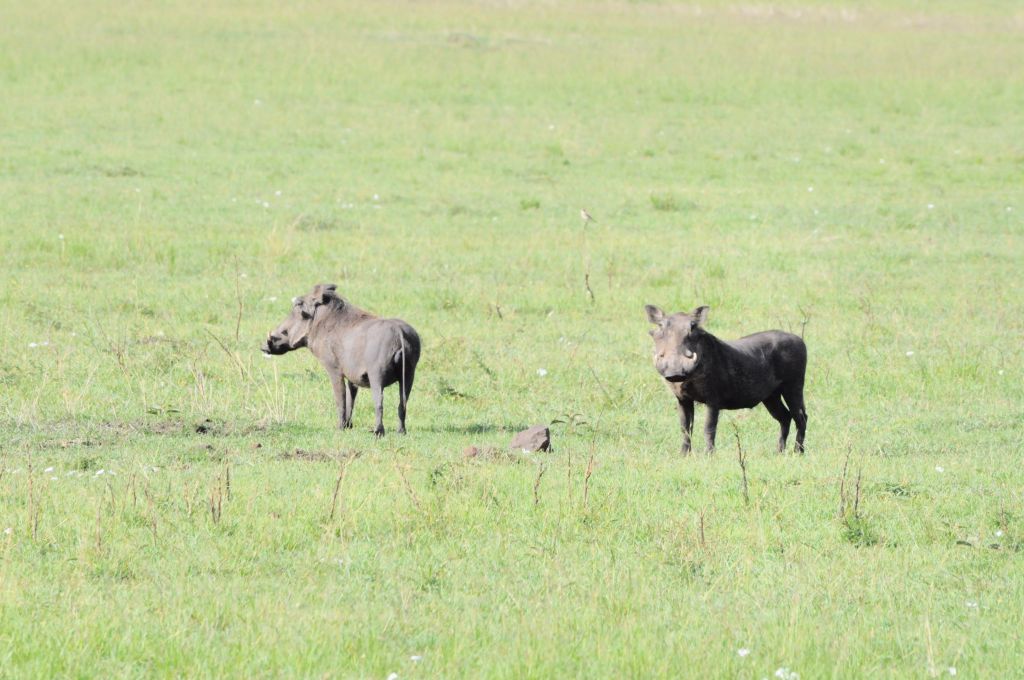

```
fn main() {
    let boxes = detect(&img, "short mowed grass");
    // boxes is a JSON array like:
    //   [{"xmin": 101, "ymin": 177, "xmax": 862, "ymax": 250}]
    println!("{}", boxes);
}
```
[{"xmin": 2, "ymin": 0, "xmax": 1023, "ymax": 677}]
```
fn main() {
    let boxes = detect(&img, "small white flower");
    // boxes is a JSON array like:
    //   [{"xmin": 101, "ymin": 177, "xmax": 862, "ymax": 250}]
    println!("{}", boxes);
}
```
[
  {"xmin": 274, "ymin": 190, "xmax": 282, "ymax": 196},
  {"xmin": 737, "ymin": 647, "xmax": 751, "ymax": 657},
  {"xmin": 254, "ymin": 99, "xmax": 262, "ymax": 106},
  {"xmin": 44, "ymin": 467, "xmax": 54, "ymax": 473},
  {"xmin": 905, "ymin": 350, "xmax": 914, "ymax": 356},
  {"xmin": 262, "ymin": 201, "xmax": 270, "ymax": 208},
  {"xmin": 536, "ymin": 368, "xmax": 548, "ymax": 377},
  {"xmin": 373, "ymin": 194, "xmax": 380, "ymax": 201},
  {"xmin": 58, "ymin": 233, "xmax": 65, "ymax": 240},
  {"xmin": 996, "ymin": 530, "xmax": 1004, "ymax": 537},
  {"xmin": 948, "ymin": 668, "xmax": 956, "ymax": 676},
  {"xmin": 879, "ymin": 158, "xmax": 886, "ymax": 164},
  {"xmin": 807, "ymin": 186, "xmax": 814, "ymax": 192},
  {"xmin": 3, "ymin": 527, "xmax": 11, "ymax": 535},
  {"xmin": 96, "ymin": 469, "xmax": 105, "ymax": 476},
  {"xmin": 28, "ymin": 342, "xmax": 38, "ymax": 348},
  {"xmin": 965, "ymin": 600, "xmax": 978, "ymax": 608},
  {"xmin": 387, "ymin": 674, "xmax": 398, "ymax": 680},
  {"xmin": 935, "ymin": 466, "xmax": 944, "ymax": 473},
  {"xmin": 1007, "ymin": 206, "xmax": 1014, "ymax": 212},
  {"xmin": 410, "ymin": 655, "xmax": 423, "ymax": 662},
  {"xmin": 239, "ymin": 273, "xmax": 247, "ymax": 278},
  {"xmin": 998, "ymin": 370, "xmax": 1004, "ymax": 375},
  {"xmin": 267, "ymin": 296, "xmax": 277, "ymax": 302},
  {"xmin": 927, "ymin": 204, "xmax": 935, "ymax": 209},
  {"xmin": 775, "ymin": 668, "xmax": 799, "ymax": 680}
]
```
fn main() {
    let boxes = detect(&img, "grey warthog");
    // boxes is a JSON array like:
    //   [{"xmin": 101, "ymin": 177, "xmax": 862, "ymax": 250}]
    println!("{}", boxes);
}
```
[
  {"xmin": 262, "ymin": 284, "xmax": 421, "ymax": 436},
  {"xmin": 645, "ymin": 304, "xmax": 808, "ymax": 454}
]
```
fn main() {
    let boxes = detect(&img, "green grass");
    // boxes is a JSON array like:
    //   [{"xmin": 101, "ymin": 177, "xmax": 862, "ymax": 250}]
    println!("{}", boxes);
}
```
[{"xmin": 2, "ymin": 0, "xmax": 1023, "ymax": 677}]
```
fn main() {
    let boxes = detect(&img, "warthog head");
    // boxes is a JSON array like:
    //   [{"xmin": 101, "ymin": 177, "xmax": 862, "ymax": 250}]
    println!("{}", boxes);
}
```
[
  {"xmin": 645, "ymin": 304, "xmax": 710, "ymax": 382},
  {"xmin": 262, "ymin": 284, "xmax": 338, "ymax": 355}
]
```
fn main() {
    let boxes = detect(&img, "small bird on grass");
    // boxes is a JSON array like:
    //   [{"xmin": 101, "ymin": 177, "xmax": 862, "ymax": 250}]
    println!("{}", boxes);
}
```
[{"xmin": 580, "ymin": 208, "xmax": 596, "ymax": 224}]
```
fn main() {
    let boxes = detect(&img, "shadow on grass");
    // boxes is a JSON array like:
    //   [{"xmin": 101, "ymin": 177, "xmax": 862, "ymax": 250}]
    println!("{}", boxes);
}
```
[{"xmin": 419, "ymin": 423, "xmax": 526, "ymax": 435}]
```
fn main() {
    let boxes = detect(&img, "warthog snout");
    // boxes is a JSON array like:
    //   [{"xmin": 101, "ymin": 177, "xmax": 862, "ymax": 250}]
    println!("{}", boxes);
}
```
[
  {"xmin": 261, "ymin": 333, "xmax": 288, "ymax": 355},
  {"xmin": 262, "ymin": 298, "xmax": 315, "ymax": 355},
  {"xmin": 656, "ymin": 349, "xmax": 697, "ymax": 382}
]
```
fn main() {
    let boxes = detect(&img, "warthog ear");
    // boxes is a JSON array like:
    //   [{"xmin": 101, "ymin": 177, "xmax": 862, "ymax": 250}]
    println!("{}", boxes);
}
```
[
  {"xmin": 314, "ymin": 283, "xmax": 339, "ymax": 305},
  {"xmin": 691, "ymin": 305, "xmax": 710, "ymax": 327},
  {"xmin": 645, "ymin": 305, "xmax": 665, "ymax": 324}
]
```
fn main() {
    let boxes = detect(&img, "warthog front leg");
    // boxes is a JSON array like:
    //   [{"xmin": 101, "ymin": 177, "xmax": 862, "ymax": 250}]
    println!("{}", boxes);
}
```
[
  {"xmin": 703, "ymin": 406, "xmax": 720, "ymax": 454},
  {"xmin": 329, "ymin": 373, "xmax": 347, "ymax": 430},
  {"xmin": 676, "ymin": 397, "xmax": 694, "ymax": 455}
]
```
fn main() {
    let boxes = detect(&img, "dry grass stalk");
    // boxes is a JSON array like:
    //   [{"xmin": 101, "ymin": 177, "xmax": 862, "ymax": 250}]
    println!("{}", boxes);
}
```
[
  {"xmin": 837, "ymin": 449, "xmax": 851, "ymax": 518},
  {"xmin": 329, "ymin": 457, "xmax": 354, "ymax": 521},
  {"xmin": 853, "ymin": 467, "xmax": 863, "ymax": 520},
  {"xmin": 533, "ymin": 463, "xmax": 546, "ymax": 506},
  {"xmin": 583, "ymin": 452, "xmax": 596, "ymax": 510},
  {"xmin": 395, "ymin": 463, "xmax": 421, "ymax": 511},
  {"xmin": 734, "ymin": 427, "xmax": 749, "ymax": 506}
]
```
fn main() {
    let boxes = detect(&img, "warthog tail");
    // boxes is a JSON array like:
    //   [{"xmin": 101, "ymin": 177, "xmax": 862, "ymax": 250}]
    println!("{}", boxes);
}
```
[{"xmin": 396, "ymin": 327, "xmax": 408, "ymax": 415}]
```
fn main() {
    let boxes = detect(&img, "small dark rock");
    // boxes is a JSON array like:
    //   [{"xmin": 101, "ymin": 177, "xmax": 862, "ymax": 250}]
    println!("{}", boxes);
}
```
[{"xmin": 510, "ymin": 425, "xmax": 551, "ymax": 452}]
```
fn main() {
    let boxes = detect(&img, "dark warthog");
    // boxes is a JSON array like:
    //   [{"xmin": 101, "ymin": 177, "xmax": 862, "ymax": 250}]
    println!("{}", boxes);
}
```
[
  {"xmin": 645, "ymin": 304, "xmax": 807, "ymax": 454},
  {"xmin": 262, "ymin": 284, "xmax": 420, "ymax": 437}
]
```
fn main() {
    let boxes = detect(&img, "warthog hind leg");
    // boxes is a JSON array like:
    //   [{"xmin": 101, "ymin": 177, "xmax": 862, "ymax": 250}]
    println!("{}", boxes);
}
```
[
  {"xmin": 762, "ymin": 391, "xmax": 792, "ymax": 453},
  {"xmin": 371, "ymin": 380, "xmax": 385, "ymax": 437}
]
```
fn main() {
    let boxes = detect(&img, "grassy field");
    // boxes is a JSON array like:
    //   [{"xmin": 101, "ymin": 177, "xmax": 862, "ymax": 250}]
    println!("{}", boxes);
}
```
[{"xmin": 2, "ymin": 0, "xmax": 1023, "ymax": 677}]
